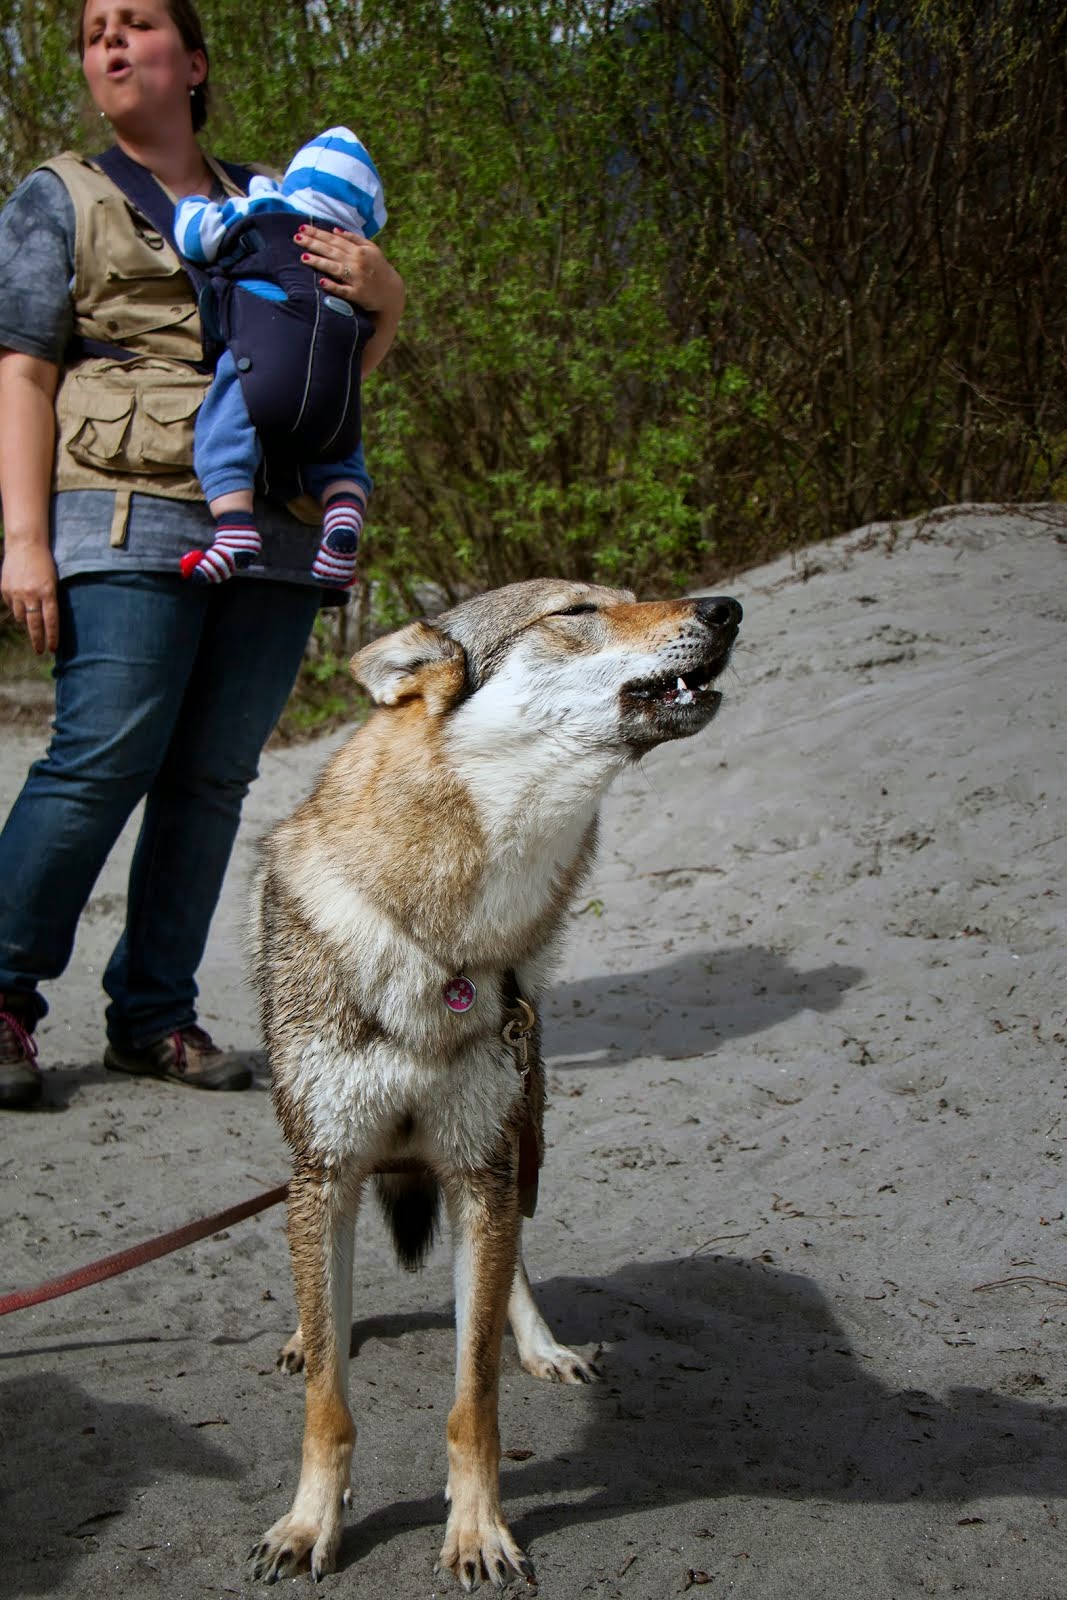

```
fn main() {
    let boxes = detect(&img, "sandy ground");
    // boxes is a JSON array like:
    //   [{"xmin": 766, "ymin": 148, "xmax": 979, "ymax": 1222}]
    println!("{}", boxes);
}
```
[{"xmin": 1, "ymin": 504, "xmax": 1064, "ymax": 1600}]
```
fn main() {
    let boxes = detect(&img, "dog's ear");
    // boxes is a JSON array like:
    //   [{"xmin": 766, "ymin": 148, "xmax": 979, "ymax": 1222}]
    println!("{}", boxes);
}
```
[{"xmin": 351, "ymin": 620, "xmax": 466, "ymax": 710}]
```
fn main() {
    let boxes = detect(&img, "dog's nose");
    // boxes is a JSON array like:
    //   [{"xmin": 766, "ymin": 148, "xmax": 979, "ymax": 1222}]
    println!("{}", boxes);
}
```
[{"xmin": 695, "ymin": 596, "xmax": 742, "ymax": 632}]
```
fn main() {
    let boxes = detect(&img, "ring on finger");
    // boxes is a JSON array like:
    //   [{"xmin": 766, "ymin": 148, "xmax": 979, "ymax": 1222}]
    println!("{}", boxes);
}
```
[{"xmin": 24, "ymin": 606, "xmax": 41, "ymax": 614}]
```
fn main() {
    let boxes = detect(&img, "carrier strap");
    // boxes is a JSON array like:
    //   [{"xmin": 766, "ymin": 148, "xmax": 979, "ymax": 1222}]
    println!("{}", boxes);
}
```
[
  {"xmin": 93, "ymin": 145, "xmax": 255, "ymax": 271},
  {"xmin": 66, "ymin": 146, "xmax": 256, "ymax": 370}
]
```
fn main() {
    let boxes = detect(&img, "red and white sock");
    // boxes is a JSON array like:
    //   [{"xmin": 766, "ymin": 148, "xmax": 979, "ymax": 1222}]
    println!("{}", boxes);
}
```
[
  {"xmin": 180, "ymin": 510, "xmax": 261, "ymax": 585},
  {"xmin": 311, "ymin": 493, "xmax": 364, "ymax": 587}
]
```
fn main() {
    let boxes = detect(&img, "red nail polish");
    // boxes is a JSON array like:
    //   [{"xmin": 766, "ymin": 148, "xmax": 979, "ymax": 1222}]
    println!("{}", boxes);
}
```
[{"xmin": 301, "ymin": 253, "xmax": 310, "ymax": 261}]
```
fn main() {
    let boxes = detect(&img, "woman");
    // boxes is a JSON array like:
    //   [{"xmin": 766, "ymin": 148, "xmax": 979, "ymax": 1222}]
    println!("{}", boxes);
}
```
[{"xmin": 0, "ymin": 0, "xmax": 405, "ymax": 1108}]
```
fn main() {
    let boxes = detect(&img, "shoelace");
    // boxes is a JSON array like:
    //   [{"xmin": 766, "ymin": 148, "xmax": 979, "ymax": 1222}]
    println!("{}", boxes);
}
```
[
  {"xmin": 0, "ymin": 1008, "xmax": 40, "ymax": 1073},
  {"xmin": 170, "ymin": 1026, "xmax": 220, "ymax": 1074},
  {"xmin": 182, "ymin": 1025, "xmax": 220, "ymax": 1054}
]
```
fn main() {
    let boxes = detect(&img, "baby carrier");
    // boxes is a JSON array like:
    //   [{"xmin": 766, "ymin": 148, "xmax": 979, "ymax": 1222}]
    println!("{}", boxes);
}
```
[
  {"xmin": 77, "ymin": 147, "xmax": 373, "ymax": 504},
  {"xmin": 201, "ymin": 210, "xmax": 375, "ymax": 487}
]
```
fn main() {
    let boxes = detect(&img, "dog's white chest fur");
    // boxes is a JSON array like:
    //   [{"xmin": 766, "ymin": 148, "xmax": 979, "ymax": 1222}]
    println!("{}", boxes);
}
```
[
  {"xmin": 297, "ymin": 1032, "xmax": 521, "ymax": 1171},
  {"xmin": 275, "ymin": 809, "xmax": 589, "ymax": 1168}
]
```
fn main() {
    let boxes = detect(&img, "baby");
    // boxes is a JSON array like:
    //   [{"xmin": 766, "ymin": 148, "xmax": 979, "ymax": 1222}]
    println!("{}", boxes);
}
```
[{"xmin": 174, "ymin": 127, "xmax": 387, "ymax": 588}]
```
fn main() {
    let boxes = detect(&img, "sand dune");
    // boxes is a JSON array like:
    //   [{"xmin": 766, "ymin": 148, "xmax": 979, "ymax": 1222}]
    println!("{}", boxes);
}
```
[{"xmin": 2, "ymin": 504, "xmax": 1064, "ymax": 1598}]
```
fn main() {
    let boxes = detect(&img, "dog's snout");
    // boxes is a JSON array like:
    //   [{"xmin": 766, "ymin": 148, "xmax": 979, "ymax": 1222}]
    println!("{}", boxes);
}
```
[{"xmin": 695, "ymin": 596, "xmax": 742, "ymax": 632}]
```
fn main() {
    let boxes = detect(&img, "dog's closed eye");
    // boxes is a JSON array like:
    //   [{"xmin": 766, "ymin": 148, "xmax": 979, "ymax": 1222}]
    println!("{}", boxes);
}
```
[{"xmin": 553, "ymin": 604, "xmax": 598, "ymax": 617}]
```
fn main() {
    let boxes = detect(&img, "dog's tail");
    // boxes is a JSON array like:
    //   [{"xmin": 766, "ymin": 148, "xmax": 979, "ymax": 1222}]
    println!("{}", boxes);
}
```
[{"xmin": 373, "ymin": 1171, "xmax": 441, "ymax": 1271}]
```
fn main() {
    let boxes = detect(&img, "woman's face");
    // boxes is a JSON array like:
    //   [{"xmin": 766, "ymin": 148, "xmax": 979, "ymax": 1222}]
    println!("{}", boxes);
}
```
[{"xmin": 81, "ymin": 2, "xmax": 205, "ymax": 133}]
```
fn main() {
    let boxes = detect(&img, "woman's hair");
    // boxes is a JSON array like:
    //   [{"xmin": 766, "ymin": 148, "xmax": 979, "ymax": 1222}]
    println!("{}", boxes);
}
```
[{"xmin": 74, "ymin": 0, "xmax": 212, "ymax": 134}]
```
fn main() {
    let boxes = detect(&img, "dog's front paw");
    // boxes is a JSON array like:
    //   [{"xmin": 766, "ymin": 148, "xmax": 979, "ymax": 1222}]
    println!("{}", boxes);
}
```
[
  {"xmin": 436, "ymin": 1502, "xmax": 533, "ymax": 1592},
  {"xmin": 249, "ymin": 1508, "xmax": 342, "ymax": 1584},
  {"xmin": 276, "ymin": 1325, "xmax": 305, "ymax": 1375},
  {"xmin": 520, "ymin": 1339, "xmax": 600, "ymax": 1385}
]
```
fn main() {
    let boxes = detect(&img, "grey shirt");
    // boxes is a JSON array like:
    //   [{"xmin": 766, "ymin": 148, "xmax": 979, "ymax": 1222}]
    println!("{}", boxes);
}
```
[{"xmin": 0, "ymin": 168, "xmax": 370, "ymax": 591}]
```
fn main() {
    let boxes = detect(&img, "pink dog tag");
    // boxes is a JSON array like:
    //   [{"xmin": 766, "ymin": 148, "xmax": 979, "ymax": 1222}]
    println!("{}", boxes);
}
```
[{"xmin": 443, "ymin": 976, "xmax": 477, "ymax": 1013}]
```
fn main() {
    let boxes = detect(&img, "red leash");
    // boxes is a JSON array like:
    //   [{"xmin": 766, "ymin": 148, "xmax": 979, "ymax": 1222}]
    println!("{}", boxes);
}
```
[{"xmin": 0, "ymin": 1182, "xmax": 288, "ymax": 1316}]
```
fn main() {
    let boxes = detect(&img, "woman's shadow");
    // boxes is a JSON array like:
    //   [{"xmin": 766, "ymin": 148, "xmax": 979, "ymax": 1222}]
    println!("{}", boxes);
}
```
[{"xmin": 0, "ymin": 1371, "xmax": 240, "ymax": 1594}]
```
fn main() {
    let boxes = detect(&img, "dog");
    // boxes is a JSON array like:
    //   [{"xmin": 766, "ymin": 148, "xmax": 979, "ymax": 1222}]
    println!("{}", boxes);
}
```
[{"xmin": 248, "ymin": 578, "xmax": 742, "ymax": 1588}]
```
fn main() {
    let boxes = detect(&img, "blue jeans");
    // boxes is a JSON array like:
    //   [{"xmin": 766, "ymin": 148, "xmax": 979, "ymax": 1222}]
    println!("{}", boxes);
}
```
[{"xmin": 0, "ymin": 572, "xmax": 321, "ymax": 1048}]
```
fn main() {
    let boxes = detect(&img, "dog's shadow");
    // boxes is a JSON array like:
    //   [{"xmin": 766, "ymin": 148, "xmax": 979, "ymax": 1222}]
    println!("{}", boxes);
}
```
[
  {"xmin": 544, "ymin": 946, "xmax": 863, "ymax": 1064},
  {"xmin": 337, "ymin": 1254, "xmax": 1064, "ymax": 1566}
]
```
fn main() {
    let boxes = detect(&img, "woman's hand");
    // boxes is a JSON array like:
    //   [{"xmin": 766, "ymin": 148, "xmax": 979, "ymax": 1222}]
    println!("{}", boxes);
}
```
[
  {"xmin": 295, "ymin": 225, "xmax": 406, "ymax": 375},
  {"xmin": 1, "ymin": 537, "xmax": 59, "ymax": 655},
  {"xmin": 296, "ymin": 225, "xmax": 399, "ymax": 310}
]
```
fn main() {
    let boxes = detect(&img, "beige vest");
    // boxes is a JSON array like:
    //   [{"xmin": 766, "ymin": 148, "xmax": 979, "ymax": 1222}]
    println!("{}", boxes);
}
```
[{"xmin": 41, "ymin": 151, "xmax": 319, "ymax": 542}]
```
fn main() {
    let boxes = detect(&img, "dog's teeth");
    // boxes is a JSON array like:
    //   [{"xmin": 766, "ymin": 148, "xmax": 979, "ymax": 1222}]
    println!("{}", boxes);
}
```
[{"xmin": 674, "ymin": 676, "xmax": 696, "ymax": 706}]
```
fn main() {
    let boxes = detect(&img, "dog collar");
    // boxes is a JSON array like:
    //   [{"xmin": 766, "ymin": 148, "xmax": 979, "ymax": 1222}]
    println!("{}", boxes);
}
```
[{"xmin": 443, "ymin": 978, "xmax": 537, "ymax": 1086}]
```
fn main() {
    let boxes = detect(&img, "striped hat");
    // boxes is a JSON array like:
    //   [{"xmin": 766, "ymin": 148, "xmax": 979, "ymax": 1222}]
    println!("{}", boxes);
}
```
[{"xmin": 280, "ymin": 126, "xmax": 387, "ymax": 239}]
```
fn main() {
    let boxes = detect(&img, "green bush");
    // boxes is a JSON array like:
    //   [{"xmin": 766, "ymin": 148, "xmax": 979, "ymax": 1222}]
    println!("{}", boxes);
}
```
[{"xmin": 1, "ymin": 0, "xmax": 1064, "ymax": 674}]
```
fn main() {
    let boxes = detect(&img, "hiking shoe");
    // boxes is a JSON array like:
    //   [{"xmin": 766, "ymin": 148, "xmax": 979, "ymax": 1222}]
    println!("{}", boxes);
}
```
[
  {"xmin": 0, "ymin": 993, "xmax": 43, "ymax": 1110},
  {"xmin": 104, "ymin": 1025, "xmax": 254, "ymax": 1091}
]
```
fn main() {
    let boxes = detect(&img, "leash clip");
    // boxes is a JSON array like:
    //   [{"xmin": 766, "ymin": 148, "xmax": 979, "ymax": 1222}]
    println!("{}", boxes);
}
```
[{"xmin": 501, "ymin": 997, "xmax": 536, "ymax": 1084}]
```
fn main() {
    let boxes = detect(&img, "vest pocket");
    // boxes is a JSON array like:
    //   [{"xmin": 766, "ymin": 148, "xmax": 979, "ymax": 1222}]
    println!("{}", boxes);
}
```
[
  {"xmin": 100, "ymin": 197, "xmax": 183, "ymax": 282},
  {"xmin": 137, "ymin": 385, "xmax": 205, "ymax": 471},
  {"xmin": 60, "ymin": 361, "xmax": 208, "ymax": 478},
  {"xmin": 64, "ymin": 382, "xmax": 133, "ymax": 468}
]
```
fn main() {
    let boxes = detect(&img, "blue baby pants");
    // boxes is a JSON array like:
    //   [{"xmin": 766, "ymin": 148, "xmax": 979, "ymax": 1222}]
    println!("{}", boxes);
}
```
[{"xmin": 194, "ymin": 349, "xmax": 369, "ymax": 505}]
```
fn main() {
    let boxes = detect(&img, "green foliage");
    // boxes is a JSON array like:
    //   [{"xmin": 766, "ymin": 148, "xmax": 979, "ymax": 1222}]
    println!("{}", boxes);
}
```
[
  {"xmin": 0, "ymin": 0, "xmax": 1064, "ymax": 649},
  {"xmin": 271, "ymin": 609, "xmax": 367, "ymax": 742}
]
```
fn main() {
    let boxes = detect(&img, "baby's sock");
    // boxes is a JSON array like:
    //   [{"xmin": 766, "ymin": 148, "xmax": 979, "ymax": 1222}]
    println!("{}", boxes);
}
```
[
  {"xmin": 180, "ymin": 509, "xmax": 262, "ymax": 585},
  {"xmin": 311, "ymin": 493, "xmax": 364, "ymax": 588}
]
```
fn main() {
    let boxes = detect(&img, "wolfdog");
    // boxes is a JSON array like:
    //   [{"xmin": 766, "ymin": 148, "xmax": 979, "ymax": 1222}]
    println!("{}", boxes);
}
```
[{"xmin": 248, "ymin": 578, "xmax": 742, "ymax": 1588}]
